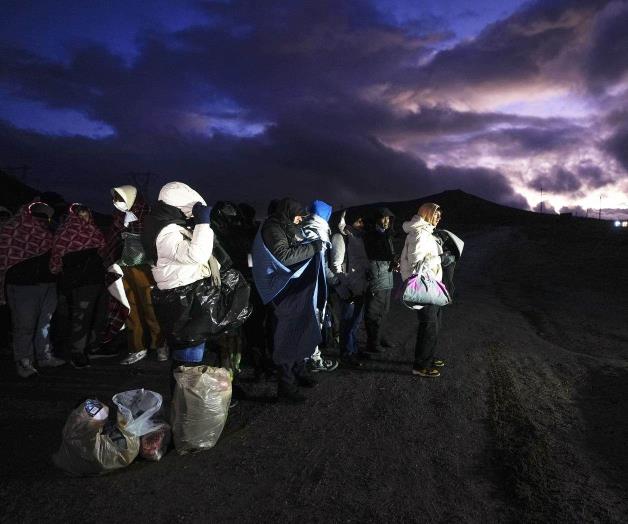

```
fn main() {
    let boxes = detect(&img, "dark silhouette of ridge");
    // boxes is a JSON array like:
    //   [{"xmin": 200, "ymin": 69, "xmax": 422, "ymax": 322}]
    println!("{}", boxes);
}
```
[
  {"xmin": 345, "ymin": 189, "xmax": 606, "ymax": 228},
  {"xmin": 0, "ymin": 170, "xmax": 39, "ymax": 211}
]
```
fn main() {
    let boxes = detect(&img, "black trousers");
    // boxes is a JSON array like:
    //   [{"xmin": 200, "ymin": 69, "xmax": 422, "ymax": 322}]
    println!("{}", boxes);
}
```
[
  {"xmin": 69, "ymin": 284, "xmax": 107, "ymax": 355},
  {"xmin": 365, "ymin": 288, "xmax": 391, "ymax": 350},
  {"xmin": 277, "ymin": 360, "xmax": 307, "ymax": 386},
  {"xmin": 414, "ymin": 305, "xmax": 442, "ymax": 368}
]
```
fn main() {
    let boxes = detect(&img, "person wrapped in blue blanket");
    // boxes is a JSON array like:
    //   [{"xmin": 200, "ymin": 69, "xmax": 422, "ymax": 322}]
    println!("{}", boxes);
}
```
[{"xmin": 251, "ymin": 198, "xmax": 327, "ymax": 402}]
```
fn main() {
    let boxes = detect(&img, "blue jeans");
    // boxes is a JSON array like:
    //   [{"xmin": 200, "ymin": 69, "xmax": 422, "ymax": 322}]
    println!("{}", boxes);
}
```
[
  {"xmin": 6, "ymin": 283, "xmax": 57, "ymax": 362},
  {"xmin": 339, "ymin": 297, "xmax": 364, "ymax": 356}
]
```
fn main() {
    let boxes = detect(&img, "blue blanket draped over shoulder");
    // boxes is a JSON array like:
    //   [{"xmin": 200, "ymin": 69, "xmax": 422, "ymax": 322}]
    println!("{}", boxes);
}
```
[{"xmin": 251, "ymin": 229, "xmax": 327, "ymax": 364}]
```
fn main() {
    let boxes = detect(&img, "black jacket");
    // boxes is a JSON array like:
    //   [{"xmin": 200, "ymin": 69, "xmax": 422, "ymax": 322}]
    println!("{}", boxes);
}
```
[
  {"xmin": 364, "ymin": 228, "xmax": 395, "ymax": 261},
  {"xmin": 59, "ymin": 248, "xmax": 105, "ymax": 293},
  {"xmin": 6, "ymin": 253, "xmax": 57, "ymax": 286}
]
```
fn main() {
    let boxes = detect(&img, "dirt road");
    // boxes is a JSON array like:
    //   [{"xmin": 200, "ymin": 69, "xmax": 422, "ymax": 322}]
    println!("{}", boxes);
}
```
[{"xmin": 1, "ymin": 225, "xmax": 627, "ymax": 523}]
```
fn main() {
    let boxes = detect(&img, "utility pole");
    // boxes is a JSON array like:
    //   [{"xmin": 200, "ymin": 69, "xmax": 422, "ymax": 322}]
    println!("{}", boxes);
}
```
[
  {"xmin": 599, "ymin": 194, "xmax": 603, "ymax": 220},
  {"xmin": 540, "ymin": 187, "xmax": 544, "ymax": 214}
]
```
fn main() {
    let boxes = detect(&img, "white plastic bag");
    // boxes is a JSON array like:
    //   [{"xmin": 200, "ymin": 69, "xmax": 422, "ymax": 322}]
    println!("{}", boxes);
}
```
[
  {"xmin": 52, "ymin": 399, "xmax": 139, "ymax": 476},
  {"xmin": 112, "ymin": 389, "xmax": 163, "ymax": 437},
  {"xmin": 171, "ymin": 366, "xmax": 232, "ymax": 454}
]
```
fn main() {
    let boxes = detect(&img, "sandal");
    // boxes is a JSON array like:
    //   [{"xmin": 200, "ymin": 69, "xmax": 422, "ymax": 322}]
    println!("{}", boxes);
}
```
[
  {"xmin": 433, "ymin": 359, "xmax": 446, "ymax": 367},
  {"xmin": 412, "ymin": 368, "xmax": 440, "ymax": 378}
]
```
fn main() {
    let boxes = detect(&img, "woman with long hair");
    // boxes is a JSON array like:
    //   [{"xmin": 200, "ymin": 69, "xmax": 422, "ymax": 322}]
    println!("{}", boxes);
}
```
[{"xmin": 400, "ymin": 203, "xmax": 444, "ymax": 378}]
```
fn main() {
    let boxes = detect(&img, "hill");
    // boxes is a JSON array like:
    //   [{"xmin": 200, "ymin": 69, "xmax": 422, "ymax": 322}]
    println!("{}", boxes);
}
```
[
  {"xmin": 345, "ymin": 189, "xmax": 609, "ymax": 229},
  {"xmin": 0, "ymin": 170, "xmax": 39, "ymax": 212}
]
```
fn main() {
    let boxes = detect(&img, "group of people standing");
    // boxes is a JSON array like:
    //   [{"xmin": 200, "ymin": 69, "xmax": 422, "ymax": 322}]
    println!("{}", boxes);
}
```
[{"xmin": 0, "ymin": 180, "xmax": 459, "ymax": 403}]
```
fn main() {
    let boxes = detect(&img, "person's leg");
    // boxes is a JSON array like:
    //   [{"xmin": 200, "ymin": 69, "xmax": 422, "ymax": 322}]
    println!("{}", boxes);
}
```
[
  {"xmin": 69, "ymin": 285, "xmax": 99, "ymax": 356},
  {"xmin": 33, "ymin": 283, "xmax": 58, "ymax": 362},
  {"xmin": 328, "ymin": 292, "xmax": 342, "ymax": 349},
  {"xmin": 293, "ymin": 358, "xmax": 317, "ymax": 387},
  {"xmin": 121, "ymin": 267, "xmax": 145, "ymax": 354},
  {"xmin": 380, "ymin": 289, "xmax": 392, "ymax": 344},
  {"xmin": 339, "ymin": 299, "xmax": 356, "ymax": 356},
  {"xmin": 133, "ymin": 265, "xmax": 165, "ymax": 352},
  {"xmin": 276, "ymin": 359, "xmax": 307, "ymax": 402},
  {"xmin": 365, "ymin": 290, "xmax": 386, "ymax": 352},
  {"xmin": 50, "ymin": 291, "xmax": 70, "ymax": 358},
  {"xmin": 413, "ymin": 305, "xmax": 440, "ymax": 370},
  {"xmin": 86, "ymin": 285, "xmax": 108, "ymax": 351},
  {"xmin": 347, "ymin": 297, "xmax": 365, "ymax": 355},
  {"xmin": 7, "ymin": 285, "xmax": 39, "ymax": 363}
]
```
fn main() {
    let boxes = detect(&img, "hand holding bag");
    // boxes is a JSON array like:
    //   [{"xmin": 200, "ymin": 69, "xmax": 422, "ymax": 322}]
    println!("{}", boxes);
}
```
[{"xmin": 401, "ymin": 262, "xmax": 451, "ymax": 309}]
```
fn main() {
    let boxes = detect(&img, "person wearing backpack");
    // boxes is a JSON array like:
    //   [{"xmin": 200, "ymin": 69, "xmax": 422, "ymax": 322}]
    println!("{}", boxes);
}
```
[
  {"xmin": 400, "ymin": 203, "xmax": 444, "ymax": 378},
  {"xmin": 329, "ymin": 209, "xmax": 370, "ymax": 367}
]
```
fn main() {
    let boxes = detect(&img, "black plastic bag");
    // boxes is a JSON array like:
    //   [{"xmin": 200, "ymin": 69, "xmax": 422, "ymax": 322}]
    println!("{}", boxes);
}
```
[{"xmin": 152, "ymin": 269, "xmax": 252, "ymax": 346}]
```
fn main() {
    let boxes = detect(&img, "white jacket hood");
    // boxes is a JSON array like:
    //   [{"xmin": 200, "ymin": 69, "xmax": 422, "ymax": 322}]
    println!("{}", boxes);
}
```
[
  {"xmin": 402, "ymin": 215, "xmax": 434, "ymax": 234},
  {"xmin": 158, "ymin": 181, "xmax": 206, "ymax": 218},
  {"xmin": 111, "ymin": 185, "xmax": 137, "ymax": 209}
]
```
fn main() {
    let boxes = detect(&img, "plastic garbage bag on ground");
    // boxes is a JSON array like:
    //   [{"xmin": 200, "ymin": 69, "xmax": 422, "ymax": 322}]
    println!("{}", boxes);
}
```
[
  {"xmin": 140, "ymin": 423, "xmax": 171, "ymax": 461},
  {"xmin": 52, "ymin": 399, "xmax": 139, "ymax": 476},
  {"xmin": 112, "ymin": 389, "xmax": 163, "ymax": 437},
  {"xmin": 171, "ymin": 365, "xmax": 232, "ymax": 454}
]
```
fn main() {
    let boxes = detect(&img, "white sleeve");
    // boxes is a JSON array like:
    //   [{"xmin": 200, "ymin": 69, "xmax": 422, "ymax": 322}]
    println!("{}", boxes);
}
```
[
  {"xmin": 406, "ymin": 230, "xmax": 431, "ymax": 270},
  {"xmin": 330, "ymin": 233, "xmax": 346, "ymax": 274},
  {"xmin": 156, "ymin": 224, "xmax": 214, "ymax": 265}
]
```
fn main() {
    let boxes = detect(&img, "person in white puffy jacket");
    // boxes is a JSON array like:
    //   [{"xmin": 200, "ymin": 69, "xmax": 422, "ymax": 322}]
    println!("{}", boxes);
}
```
[
  {"xmin": 142, "ymin": 181, "xmax": 216, "ymax": 365},
  {"xmin": 400, "ymin": 202, "xmax": 445, "ymax": 378},
  {"xmin": 150, "ymin": 182, "xmax": 215, "ymax": 291}
]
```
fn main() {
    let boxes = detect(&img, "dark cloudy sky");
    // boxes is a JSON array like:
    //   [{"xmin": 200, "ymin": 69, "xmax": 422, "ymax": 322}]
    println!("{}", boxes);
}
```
[{"xmin": 1, "ymin": 0, "xmax": 627, "ymax": 217}]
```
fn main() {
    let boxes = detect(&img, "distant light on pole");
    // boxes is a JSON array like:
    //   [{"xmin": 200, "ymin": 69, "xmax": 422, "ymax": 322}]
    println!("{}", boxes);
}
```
[
  {"xmin": 615, "ymin": 220, "xmax": 621, "ymax": 227},
  {"xmin": 623, "ymin": 221, "xmax": 628, "ymax": 228}
]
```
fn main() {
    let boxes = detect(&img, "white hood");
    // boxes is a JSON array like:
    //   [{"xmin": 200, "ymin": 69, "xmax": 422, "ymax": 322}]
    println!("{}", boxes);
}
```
[
  {"xmin": 158, "ymin": 181, "xmax": 206, "ymax": 218},
  {"xmin": 111, "ymin": 185, "xmax": 137, "ymax": 209},
  {"xmin": 402, "ymin": 215, "xmax": 434, "ymax": 234}
]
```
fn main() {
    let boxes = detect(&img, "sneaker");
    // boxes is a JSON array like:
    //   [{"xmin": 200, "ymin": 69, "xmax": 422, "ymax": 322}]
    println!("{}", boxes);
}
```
[
  {"xmin": 433, "ymin": 359, "xmax": 446, "ymax": 367},
  {"xmin": 87, "ymin": 345, "xmax": 119, "ymax": 359},
  {"xmin": 16, "ymin": 359, "xmax": 38, "ymax": 378},
  {"xmin": 37, "ymin": 356, "xmax": 66, "ymax": 368},
  {"xmin": 156, "ymin": 346, "xmax": 169, "ymax": 362},
  {"xmin": 120, "ymin": 350, "xmax": 148, "ymax": 365},
  {"xmin": 277, "ymin": 382, "xmax": 307, "ymax": 403},
  {"xmin": 340, "ymin": 354, "xmax": 363, "ymax": 368},
  {"xmin": 412, "ymin": 367, "xmax": 440, "ymax": 378},
  {"xmin": 71, "ymin": 353, "xmax": 91, "ymax": 369},
  {"xmin": 309, "ymin": 358, "xmax": 339, "ymax": 373}
]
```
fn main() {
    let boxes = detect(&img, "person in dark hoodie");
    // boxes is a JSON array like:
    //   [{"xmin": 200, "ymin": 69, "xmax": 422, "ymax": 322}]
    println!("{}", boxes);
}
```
[
  {"xmin": 329, "ymin": 208, "xmax": 370, "ymax": 367},
  {"xmin": 49, "ymin": 204, "xmax": 107, "ymax": 368},
  {"xmin": 363, "ymin": 207, "xmax": 398, "ymax": 354},
  {"xmin": 0, "ymin": 200, "xmax": 65, "ymax": 377},
  {"xmin": 252, "ymin": 198, "xmax": 325, "ymax": 402}
]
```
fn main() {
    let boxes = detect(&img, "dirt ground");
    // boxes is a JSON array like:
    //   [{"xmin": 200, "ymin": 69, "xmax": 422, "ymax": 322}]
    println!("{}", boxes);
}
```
[{"xmin": 1, "ymin": 222, "xmax": 627, "ymax": 523}]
